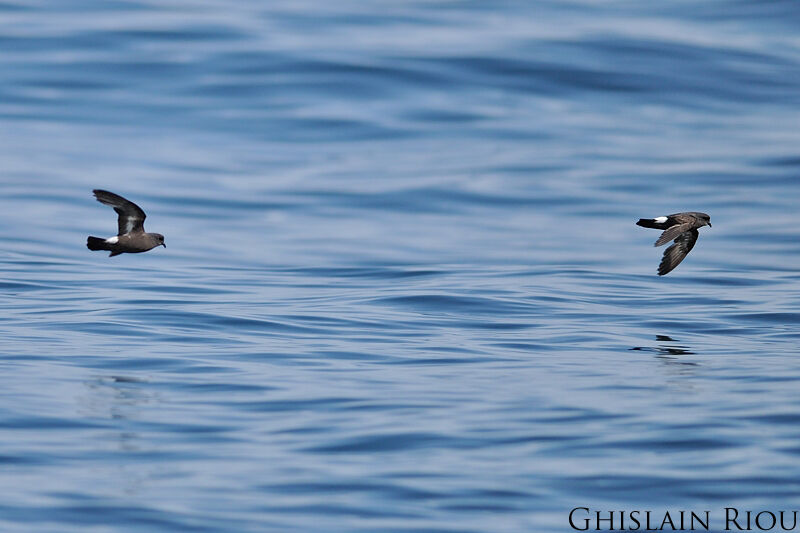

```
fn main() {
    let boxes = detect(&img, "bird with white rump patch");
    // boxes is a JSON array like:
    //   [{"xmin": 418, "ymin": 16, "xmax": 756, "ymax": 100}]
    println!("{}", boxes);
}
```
[
  {"xmin": 87, "ymin": 190, "xmax": 166, "ymax": 257},
  {"xmin": 636, "ymin": 212, "xmax": 711, "ymax": 275}
]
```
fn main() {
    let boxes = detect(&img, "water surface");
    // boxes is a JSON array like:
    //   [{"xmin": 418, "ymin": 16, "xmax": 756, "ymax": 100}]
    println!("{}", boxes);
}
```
[{"xmin": 1, "ymin": 1, "xmax": 799, "ymax": 532}]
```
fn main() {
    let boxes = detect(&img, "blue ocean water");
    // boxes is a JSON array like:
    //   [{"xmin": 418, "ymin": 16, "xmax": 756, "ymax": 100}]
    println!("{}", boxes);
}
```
[{"xmin": 1, "ymin": 1, "xmax": 799, "ymax": 531}]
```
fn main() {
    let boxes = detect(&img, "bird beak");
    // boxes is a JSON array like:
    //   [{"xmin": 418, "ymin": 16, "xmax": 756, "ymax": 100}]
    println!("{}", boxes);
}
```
[
  {"xmin": 707, "ymin": 222, "xmax": 712, "ymax": 228},
  {"xmin": 162, "ymin": 243, "xmax": 167, "ymax": 248}
]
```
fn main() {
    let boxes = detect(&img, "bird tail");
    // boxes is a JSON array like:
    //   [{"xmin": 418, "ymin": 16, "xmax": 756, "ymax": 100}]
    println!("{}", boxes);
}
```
[
  {"xmin": 87, "ymin": 236, "xmax": 110, "ymax": 251},
  {"xmin": 636, "ymin": 218, "xmax": 667, "ymax": 229}
]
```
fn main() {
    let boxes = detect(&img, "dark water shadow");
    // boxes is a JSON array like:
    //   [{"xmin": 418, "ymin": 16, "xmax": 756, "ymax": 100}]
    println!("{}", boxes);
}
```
[{"xmin": 630, "ymin": 335, "xmax": 699, "ymax": 367}]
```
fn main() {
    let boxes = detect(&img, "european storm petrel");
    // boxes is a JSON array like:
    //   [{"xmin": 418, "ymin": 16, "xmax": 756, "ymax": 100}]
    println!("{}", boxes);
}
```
[
  {"xmin": 87, "ymin": 190, "xmax": 165, "ymax": 257},
  {"xmin": 636, "ymin": 212, "xmax": 711, "ymax": 275}
]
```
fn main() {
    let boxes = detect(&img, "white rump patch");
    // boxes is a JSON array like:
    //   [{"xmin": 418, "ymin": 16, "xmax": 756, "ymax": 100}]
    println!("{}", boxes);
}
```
[
  {"xmin": 105, "ymin": 236, "xmax": 119, "ymax": 244},
  {"xmin": 654, "ymin": 216, "xmax": 668, "ymax": 223}
]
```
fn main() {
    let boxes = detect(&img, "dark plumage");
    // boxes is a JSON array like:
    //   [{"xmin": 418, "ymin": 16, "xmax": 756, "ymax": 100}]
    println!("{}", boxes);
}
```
[
  {"xmin": 87, "ymin": 190, "xmax": 166, "ymax": 257},
  {"xmin": 636, "ymin": 212, "xmax": 711, "ymax": 275}
]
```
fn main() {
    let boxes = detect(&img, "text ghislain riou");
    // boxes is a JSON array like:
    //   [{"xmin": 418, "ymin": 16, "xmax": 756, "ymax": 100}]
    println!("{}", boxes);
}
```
[{"xmin": 569, "ymin": 508, "xmax": 800, "ymax": 531}]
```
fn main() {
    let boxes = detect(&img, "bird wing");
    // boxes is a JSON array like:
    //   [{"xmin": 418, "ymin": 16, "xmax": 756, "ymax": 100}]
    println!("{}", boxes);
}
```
[
  {"xmin": 658, "ymin": 229, "xmax": 698, "ymax": 276},
  {"xmin": 93, "ymin": 189, "xmax": 146, "ymax": 235},
  {"xmin": 654, "ymin": 222, "xmax": 691, "ymax": 247}
]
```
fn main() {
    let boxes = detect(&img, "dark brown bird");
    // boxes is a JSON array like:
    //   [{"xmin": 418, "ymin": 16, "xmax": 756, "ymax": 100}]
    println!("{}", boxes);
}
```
[
  {"xmin": 636, "ymin": 212, "xmax": 711, "ymax": 275},
  {"xmin": 87, "ymin": 190, "xmax": 165, "ymax": 257}
]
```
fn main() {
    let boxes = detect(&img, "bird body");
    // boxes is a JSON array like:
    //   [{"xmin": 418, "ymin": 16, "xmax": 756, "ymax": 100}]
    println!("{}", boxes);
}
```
[
  {"xmin": 87, "ymin": 190, "xmax": 165, "ymax": 257},
  {"xmin": 636, "ymin": 212, "xmax": 710, "ymax": 275}
]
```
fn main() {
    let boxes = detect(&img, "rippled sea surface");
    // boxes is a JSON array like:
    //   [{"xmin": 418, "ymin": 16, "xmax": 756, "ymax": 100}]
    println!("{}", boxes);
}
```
[{"xmin": 1, "ymin": 1, "xmax": 799, "ymax": 532}]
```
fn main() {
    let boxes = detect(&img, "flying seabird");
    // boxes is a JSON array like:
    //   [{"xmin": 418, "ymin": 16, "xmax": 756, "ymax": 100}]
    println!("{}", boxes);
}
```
[
  {"xmin": 87, "ymin": 189, "xmax": 166, "ymax": 257},
  {"xmin": 636, "ymin": 212, "xmax": 711, "ymax": 275}
]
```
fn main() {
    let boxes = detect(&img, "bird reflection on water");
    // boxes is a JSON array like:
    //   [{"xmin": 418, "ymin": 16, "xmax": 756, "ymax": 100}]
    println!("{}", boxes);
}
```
[{"xmin": 630, "ymin": 335, "xmax": 698, "ymax": 366}]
